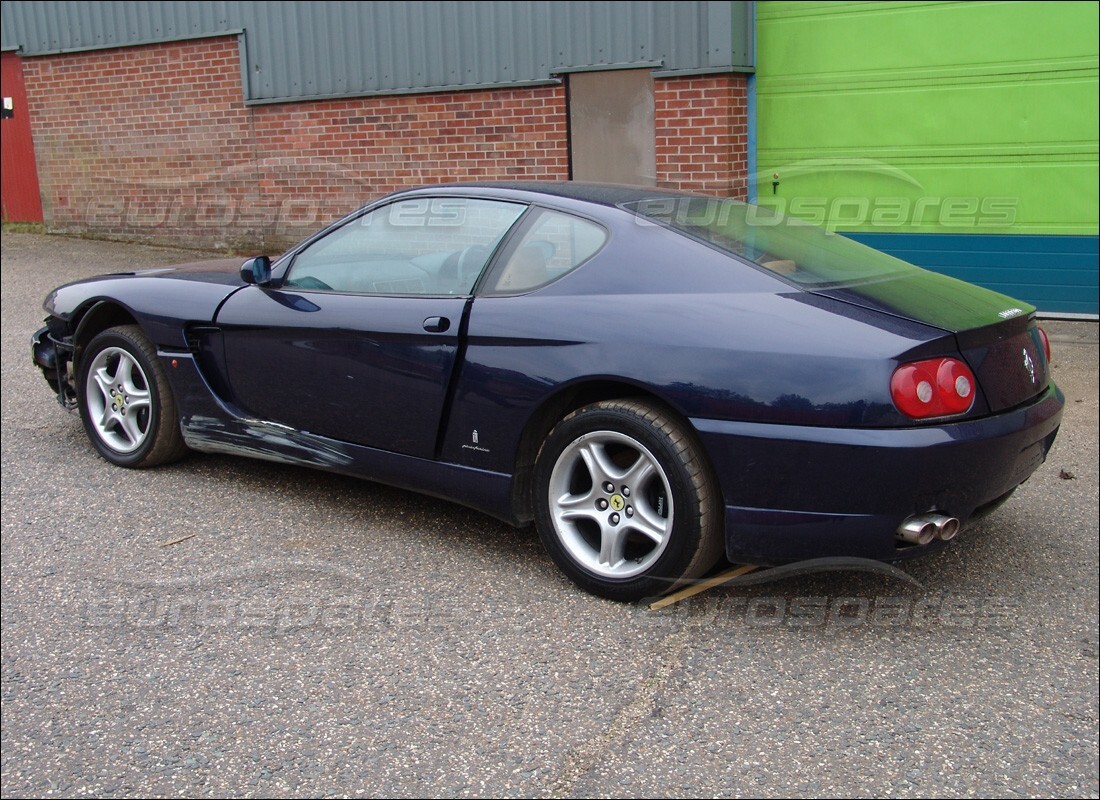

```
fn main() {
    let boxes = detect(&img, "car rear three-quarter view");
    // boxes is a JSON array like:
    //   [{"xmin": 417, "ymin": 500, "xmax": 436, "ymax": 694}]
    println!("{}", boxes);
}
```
[
  {"xmin": 32, "ymin": 183, "xmax": 1064, "ymax": 601},
  {"xmin": 615, "ymin": 194, "xmax": 1063, "ymax": 574}
]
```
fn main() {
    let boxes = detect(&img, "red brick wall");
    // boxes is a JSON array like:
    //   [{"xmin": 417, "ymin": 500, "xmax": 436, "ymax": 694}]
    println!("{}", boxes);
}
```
[
  {"xmin": 22, "ymin": 35, "xmax": 747, "ymax": 250},
  {"xmin": 655, "ymin": 74, "xmax": 748, "ymax": 198},
  {"xmin": 23, "ymin": 38, "xmax": 257, "ymax": 248},
  {"xmin": 249, "ymin": 87, "xmax": 570, "ymax": 246}
]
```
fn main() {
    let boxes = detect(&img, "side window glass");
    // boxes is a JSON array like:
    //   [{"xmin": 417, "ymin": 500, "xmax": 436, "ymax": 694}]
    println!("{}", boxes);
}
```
[
  {"xmin": 490, "ymin": 209, "xmax": 607, "ymax": 294},
  {"xmin": 285, "ymin": 198, "xmax": 526, "ymax": 295}
]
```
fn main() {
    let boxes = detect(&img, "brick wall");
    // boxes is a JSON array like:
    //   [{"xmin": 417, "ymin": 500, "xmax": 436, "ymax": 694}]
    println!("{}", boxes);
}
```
[
  {"xmin": 655, "ymin": 74, "xmax": 748, "ymax": 198},
  {"xmin": 23, "ymin": 37, "xmax": 256, "ymax": 249},
  {"xmin": 22, "ymin": 35, "xmax": 747, "ymax": 251},
  {"xmin": 249, "ymin": 87, "xmax": 570, "ymax": 247}
]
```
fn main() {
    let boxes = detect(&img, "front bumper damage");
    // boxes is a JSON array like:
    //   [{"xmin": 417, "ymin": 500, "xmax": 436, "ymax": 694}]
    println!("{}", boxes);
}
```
[{"xmin": 31, "ymin": 324, "xmax": 77, "ymax": 409}]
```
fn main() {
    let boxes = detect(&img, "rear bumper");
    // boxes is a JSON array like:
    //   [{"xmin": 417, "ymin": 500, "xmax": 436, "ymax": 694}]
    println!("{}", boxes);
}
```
[{"xmin": 692, "ymin": 383, "xmax": 1064, "ymax": 564}]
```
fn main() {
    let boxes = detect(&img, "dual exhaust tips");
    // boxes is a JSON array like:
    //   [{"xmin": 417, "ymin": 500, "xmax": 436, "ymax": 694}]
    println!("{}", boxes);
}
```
[{"xmin": 896, "ymin": 513, "xmax": 960, "ymax": 546}]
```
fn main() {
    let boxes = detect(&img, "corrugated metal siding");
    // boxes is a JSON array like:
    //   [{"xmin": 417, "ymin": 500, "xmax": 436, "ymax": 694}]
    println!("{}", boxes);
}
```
[
  {"xmin": 1, "ymin": 1, "xmax": 754, "ymax": 102},
  {"xmin": 0, "ymin": 0, "xmax": 237, "ymax": 53},
  {"xmin": 755, "ymin": 0, "xmax": 1099, "ymax": 316}
]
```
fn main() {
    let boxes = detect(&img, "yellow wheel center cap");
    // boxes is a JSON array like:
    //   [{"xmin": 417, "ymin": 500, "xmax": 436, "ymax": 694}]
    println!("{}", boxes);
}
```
[{"xmin": 609, "ymin": 494, "xmax": 625, "ymax": 511}]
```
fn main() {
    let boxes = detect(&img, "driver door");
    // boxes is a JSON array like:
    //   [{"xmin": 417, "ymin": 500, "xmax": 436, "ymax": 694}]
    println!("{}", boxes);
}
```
[{"xmin": 215, "ymin": 196, "xmax": 527, "ymax": 459}]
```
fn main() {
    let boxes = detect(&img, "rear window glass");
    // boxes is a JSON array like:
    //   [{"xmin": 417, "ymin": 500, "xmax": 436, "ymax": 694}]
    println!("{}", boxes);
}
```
[
  {"xmin": 623, "ymin": 196, "xmax": 920, "ymax": 288},
  {"xmin": 488, "ymin": 209, "xmax": 607, "ymax": 294}
]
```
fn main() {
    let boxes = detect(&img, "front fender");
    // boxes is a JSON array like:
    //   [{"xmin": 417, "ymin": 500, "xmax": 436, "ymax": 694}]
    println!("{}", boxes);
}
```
[{"xmin": 45, "ymin": 275, "xmax": 244, "ymax": 350}]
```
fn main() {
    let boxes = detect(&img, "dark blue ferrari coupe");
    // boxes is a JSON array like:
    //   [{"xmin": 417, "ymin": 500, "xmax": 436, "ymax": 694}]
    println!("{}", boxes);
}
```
[{"xmin": 32, "ymin": 183, "xmax": 1064, "ymax": 600}]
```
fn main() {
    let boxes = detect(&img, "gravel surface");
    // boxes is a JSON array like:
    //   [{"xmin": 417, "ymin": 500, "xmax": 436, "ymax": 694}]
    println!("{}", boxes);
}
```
[{"xmin": 2, "ymin": 232, "xmax": 1097, "ymax": 798}]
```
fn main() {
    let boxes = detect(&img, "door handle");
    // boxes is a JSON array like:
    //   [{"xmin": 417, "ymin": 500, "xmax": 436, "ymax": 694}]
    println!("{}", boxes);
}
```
[{"xmin": 422, "ymin": 316, "xmax": 450, "ymax": 333}]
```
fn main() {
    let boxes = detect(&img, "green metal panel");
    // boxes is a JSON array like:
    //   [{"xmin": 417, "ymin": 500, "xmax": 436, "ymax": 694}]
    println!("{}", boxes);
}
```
[{"xmin": 756, "ymin": 0, "xmax": 1099, "ymax": 237}]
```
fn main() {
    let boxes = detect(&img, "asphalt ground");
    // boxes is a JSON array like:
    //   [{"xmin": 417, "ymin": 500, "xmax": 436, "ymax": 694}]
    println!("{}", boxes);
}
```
[{"xmin": 2, "ymin": 232, "xmax": 1097, "ymax": 798}]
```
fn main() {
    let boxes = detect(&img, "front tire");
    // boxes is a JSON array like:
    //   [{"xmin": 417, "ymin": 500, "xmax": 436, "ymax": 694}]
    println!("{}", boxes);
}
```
[
  {"xmin": 534, "ymin": 400, "xmax": 722, "ymax": 601},
  {"xmin": 78, "ymin": 325, "xmax": 187, "ymax": 468}
]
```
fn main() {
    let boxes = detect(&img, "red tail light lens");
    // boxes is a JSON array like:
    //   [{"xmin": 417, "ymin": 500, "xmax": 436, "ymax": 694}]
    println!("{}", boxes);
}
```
[
  {"xmin": 1037, "ymin": 325, "xmax": 1051, "ymax": 362},
  {"xmin": 891, "ymin": 357, "xmax": 977, "ymax": 419}
]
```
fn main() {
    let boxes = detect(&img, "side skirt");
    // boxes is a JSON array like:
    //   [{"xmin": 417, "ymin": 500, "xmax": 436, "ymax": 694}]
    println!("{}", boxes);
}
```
[{"xmin": 159, "ymin": 351, "xmax": 520, "ymax": 526}]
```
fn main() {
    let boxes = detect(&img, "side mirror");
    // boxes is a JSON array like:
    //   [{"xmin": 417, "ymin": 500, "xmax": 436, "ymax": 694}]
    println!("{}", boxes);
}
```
[{"xmin": 240, "ymin": 256, "xmax": 272, "ymax": 286}]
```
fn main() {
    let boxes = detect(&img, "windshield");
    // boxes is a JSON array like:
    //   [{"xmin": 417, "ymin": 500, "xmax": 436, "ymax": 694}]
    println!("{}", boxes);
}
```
[{"xmin": 623, "ymin": 196, "xmax": 920, "ymax": 288}]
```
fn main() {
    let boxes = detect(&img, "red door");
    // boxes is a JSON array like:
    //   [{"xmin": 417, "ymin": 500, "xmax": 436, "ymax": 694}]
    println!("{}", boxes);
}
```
[{"xmin": 1, "ymin": 52, "xmax": 44, "ymax": 223}]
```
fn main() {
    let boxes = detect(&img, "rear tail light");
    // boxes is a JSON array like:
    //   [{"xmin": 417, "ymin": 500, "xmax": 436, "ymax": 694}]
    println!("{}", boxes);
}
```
[
  {"xmin": 1037, "ymin": 325, "xmax": 1052, "ymax": 362},
  {"xmin": 891, "ymin": 357, "xmax": 977, "ymax": 419}
]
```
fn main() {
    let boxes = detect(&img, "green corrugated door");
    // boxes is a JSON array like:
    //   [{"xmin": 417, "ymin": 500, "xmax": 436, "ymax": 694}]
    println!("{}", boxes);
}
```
[{"xmin": 755, "ymin": 0, "xmax": 1099, "ymax": 315}]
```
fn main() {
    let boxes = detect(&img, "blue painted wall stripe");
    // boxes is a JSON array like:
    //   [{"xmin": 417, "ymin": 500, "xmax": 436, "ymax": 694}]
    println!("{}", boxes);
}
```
[{"xmin": 843, "ymin": 232, "xmax": 1099, "ymax": 316}]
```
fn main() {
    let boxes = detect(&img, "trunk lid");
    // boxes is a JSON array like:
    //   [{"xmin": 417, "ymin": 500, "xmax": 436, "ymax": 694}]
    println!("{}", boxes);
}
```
[{"xmin": 812, "ymin": 271, "xmax": 1050, "ymax": 414}]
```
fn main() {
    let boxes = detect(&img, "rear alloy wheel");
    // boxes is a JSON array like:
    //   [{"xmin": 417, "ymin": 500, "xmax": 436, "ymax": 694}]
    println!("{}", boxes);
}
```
[
  {"xmin": 78, "ymin": 325, "xmax": 187, "ymax": 468},
  {"xmin": 534, "ymin": 400, "xmax": 722, "ymax": 601}
]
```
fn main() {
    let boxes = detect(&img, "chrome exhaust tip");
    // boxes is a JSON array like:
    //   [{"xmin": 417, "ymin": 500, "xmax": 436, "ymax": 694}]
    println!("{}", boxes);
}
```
[
  {"xmin": 896, "ymin": 517, "xmax": 937, "ymax": 546},
  {"xmin": 929, "ymin": 514, "xmax": 961, "ymax": 541},
  {"xmin": 897, "ymin": 513, "xmax": 961, "ymax": 545}
]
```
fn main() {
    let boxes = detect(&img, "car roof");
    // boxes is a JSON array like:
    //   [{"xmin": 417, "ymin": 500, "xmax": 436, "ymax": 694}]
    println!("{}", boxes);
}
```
[{"xmin": 399, "ymin": 181, "xmax": 713, "ymax": 210}]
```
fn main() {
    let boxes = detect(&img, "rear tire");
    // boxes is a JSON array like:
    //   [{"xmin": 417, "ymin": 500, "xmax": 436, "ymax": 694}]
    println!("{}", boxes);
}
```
[
  {"xmin": 78, "ymin": 325, "xmax": 188, "ymax": 468},
  {"xmin": 534, "ymin": 400, "xmax": 723, "ymax": 601}
]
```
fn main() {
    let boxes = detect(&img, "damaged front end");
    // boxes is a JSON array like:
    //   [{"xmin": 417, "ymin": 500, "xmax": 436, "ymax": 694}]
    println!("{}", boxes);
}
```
[{"xmin": 31, "ymin": 322, "xmax": 77, "ymax": 410}]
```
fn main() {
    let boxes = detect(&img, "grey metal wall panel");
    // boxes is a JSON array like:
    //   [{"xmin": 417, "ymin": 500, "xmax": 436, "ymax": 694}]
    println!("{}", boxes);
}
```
[
  {"xmin": 1, "ymin": 1, "xmax": 754, "ymax": 102},
  {"xmin": 0, "ymin": 0, "xmax": 237, "ymax": 52}
]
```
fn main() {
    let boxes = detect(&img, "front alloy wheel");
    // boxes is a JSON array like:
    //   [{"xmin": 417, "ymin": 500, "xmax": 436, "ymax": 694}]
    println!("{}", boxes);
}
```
[
  {"xmin": 85, "ymin": 345, "xmax": 153, "ymax": 455},
  {"xmin": 78, "ymin": 325, "xmax": 187, "ymax": 468}
]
